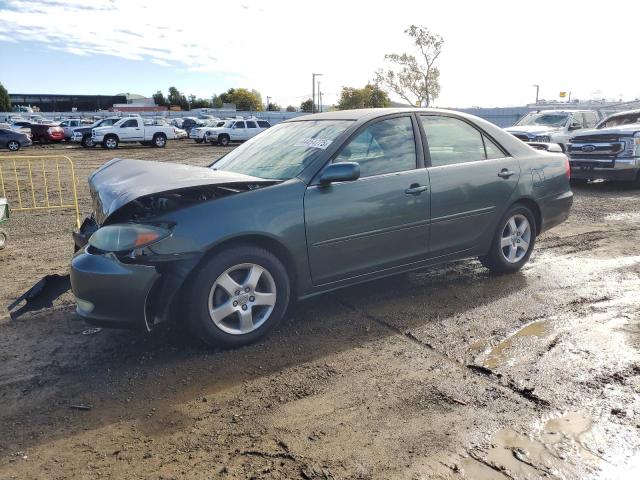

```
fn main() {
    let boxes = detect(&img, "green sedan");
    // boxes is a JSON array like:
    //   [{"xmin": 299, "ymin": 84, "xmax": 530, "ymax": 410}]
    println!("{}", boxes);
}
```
[{"xmin": 71, "ymin": 108, "xmax": 573, "ymax": 347}]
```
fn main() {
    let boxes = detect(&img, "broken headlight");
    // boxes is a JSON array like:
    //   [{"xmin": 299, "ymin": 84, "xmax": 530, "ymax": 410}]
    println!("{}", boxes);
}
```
[{"xmin": 88, "ymin": 224, "xmax": 170, "ymax": 253}]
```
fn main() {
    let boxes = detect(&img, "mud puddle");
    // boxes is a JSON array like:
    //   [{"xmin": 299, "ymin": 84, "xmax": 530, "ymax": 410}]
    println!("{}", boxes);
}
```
[
  {"xmin": 461, "ymin": 410, "xmax": 639, "ymax": 479},
  {"xmin": 482, "ymin": 319, "xmax": 553, "ymax": 370}
]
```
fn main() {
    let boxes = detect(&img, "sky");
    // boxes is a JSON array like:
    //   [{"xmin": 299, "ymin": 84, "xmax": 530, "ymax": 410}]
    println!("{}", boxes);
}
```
[{"xmin": 0, "ymin": 0, "xmax": 639, "ymax": 108}]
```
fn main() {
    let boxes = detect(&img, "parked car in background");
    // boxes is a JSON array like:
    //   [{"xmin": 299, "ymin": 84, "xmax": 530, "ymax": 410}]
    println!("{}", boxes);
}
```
[
  {"xmin": 173, "ymin": 127, "xmax": 188, "ymax": 139},
  {"xmin": 189, "ymin": 119, "xmax": 225, "ymax": 143},
  {"xmin": 59, "ymin": 118, "xmax": 83, "ymax": 140},
  {"xmin": 506, "ymin": 110, "xmax": 600, "ymax": 151},
  {"xmin": 92, "ymin": 116, "xmax": 177, "ymax": 149},
  {"xmin": 70, "ymin": 108, "xmax": 572, "ymax": 347},
  {"xmin": 566, "ymin": 109, "xmax": 640, "ymax": 186},
  {"xmin": 180, "ymin": 117, "xmax": 201, "ymax": 133},
  {"xmin": 0, "ymin": 128, "xmax": 32, "ymax": 151},
  {"xmin": 30, "ymin": 124, "xmax": 64, "ymax": 143},
  {"xmin": 205, "ymin": 118, "xmax": 271, "ymax": 146},
  {"xmin": 71, "ymin": 117, "xmax": 122, "ymax": 147}
]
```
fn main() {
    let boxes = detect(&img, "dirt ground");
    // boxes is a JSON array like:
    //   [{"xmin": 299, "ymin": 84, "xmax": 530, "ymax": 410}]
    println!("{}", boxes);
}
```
[{"xmin": 0, "ymin": 141, "xmax": 639, "ymax": 479}]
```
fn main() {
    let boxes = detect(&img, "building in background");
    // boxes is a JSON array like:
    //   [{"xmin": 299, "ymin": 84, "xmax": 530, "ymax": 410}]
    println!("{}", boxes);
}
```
[{"xmin": 9, "ymin": 94, "xmax": 127, "ymax": 112}]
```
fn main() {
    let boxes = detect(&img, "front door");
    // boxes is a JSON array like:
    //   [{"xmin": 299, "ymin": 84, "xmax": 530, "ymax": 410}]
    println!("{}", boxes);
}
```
[
  {"xmin": 119, "ymin": 118, "xmax": 143, "ymax": 141},
  {"xmin": 304, "ymin": 115, "xmax": 430, "ymax": 285},
  {"xmin": 419, "ymin": 114, "xmax": 520, "ymax": 257}
]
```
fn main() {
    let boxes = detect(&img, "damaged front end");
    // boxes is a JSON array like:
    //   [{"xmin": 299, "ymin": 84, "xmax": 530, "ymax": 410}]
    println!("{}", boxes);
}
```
[{"xmin": 71, "ymin": 159, "xmax": 279, "ymax": 331}]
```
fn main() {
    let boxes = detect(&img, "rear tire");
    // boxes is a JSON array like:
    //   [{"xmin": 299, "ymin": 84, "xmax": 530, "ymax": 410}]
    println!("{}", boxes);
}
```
[
  {"xmin": 479, "ymin": 204, "xmax": 536, "ymax": 274},
  {"xmin": 218, "ymin": 134, "xmax": 230, "ymax": 146},
  {"xmin": 152, "ymin": 133, "xmax": 167, "ymax": 148},
  {"xmin": 188, "ymin": 246, "xmax": 290, "ymax": 348}
]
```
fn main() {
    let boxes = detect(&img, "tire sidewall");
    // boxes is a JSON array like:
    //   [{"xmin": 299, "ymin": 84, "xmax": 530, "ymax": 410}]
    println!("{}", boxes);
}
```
[
  {"xmin": 488, "ymin": 205, "xmax": 536, "ymax": 273},
  {"xmin": 153, "ymin": 134, "xmax": 167, "ymax": 147},
  {"xmin": 188, "ymin": 247, "xmax": 290, "ymax": 347}
]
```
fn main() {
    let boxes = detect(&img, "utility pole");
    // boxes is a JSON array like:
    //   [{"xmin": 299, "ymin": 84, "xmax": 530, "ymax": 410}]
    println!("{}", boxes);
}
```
[
  {"xmin": 317, "ymin": 81, "xmax": 321, "ymax": 113},
  {"xmin": 533, "ymin": 84, "xmax": 539, "ymax": 104},
  {"xmin": 266, "ymin": 96, "xmax": 271, "ymax": 111},
  {"xmin": 312, "ymin": 73, "xmax": 322, "ymax": 113}
]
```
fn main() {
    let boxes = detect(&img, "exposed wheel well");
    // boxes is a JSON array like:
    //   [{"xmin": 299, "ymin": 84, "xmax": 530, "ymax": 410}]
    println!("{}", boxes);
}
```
[{"xmin": 512, "ymin": 198, "xmax": 542, "ymax": 235}]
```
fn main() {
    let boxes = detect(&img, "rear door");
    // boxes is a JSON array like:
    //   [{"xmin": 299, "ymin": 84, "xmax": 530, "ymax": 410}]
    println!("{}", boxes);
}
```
[
  {"xmin": 304, "ymin": 115, "xmax": 430, "ymax": 285},
  {"xmin": 420, "ymin": 114, "xmax": 520, "ymax": 257}
]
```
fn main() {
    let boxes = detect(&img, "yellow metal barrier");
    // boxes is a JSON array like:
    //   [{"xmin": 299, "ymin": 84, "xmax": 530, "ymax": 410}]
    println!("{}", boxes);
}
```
[{"xmin": 0, "ymin": 155, "xmax": 81, "ymax": 228}]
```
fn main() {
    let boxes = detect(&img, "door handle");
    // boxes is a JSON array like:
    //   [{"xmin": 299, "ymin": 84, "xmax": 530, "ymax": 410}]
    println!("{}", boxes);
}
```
[
  {"xmin": 497, "ymin": 169, "xmax": 516, "ymax": 179},
  {"xmin": 405, "ymin": 184, "xmax": 429, "ymax": 195}
]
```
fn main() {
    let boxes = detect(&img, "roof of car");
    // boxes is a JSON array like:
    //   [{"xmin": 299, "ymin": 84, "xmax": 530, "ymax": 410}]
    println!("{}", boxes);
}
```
[
  {"xmin": 603, "ymin": 109, "xmax": 640, "ymax": 118},
  {"xmin": 284, "ymin": 107, "xmax": 488, "ymax": 122}
]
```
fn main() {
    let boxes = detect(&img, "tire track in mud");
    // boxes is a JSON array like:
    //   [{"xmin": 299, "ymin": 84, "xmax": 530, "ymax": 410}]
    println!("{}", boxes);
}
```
[{"xmin": 335, "ymin": 297, "xmax": 551, "ymax": 407}]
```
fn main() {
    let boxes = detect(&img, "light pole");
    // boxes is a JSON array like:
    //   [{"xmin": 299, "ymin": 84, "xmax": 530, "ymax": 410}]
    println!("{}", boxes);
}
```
[
  {"xmin": 312, "ymin": 73, "xmax": 322, "ymax": 113},
  {"xmin": 533, "ymin": 84, "xmax": 539, "ymax": 104},
  {"xmin": 266, "ymin": 96, "xmax": 271, "ymax": 111},
  {"xmin": 317, "ymin": 81, "xmax": 321, "ymax": 113}
]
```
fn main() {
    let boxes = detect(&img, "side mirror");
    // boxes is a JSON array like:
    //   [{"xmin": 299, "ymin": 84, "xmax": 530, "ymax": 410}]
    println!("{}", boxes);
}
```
[
  {"xmin": 318, "ymin": 162, "xmax": 360, "ymax": 185},
  {"xmin": 568, "ymin": 123, "xmax": 582, "ymax": 131}
]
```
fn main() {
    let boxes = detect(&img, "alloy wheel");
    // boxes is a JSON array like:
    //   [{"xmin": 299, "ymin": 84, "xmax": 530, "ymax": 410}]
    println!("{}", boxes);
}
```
[
  {"xmin": 155, "ymin": 136, "xmax": 166, "ymax": 147},
  {"xmin": 207, "ymin": 263, "xmax": 277, "ymax": 335},
  {"xmin": 8, "ymin": 141, "xmax": 19, "ymax": 151},
  {"xmin": 105, "ymin": 138, "xmax": 117, "ymax": 149},
  {"xmin": 500, "ymin": 214, "xmax": 531, "ymax": 263}
]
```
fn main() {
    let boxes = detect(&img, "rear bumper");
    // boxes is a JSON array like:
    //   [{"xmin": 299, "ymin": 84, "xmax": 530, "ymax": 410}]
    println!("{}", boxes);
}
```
[
  {"xmin": 70, "ymin": 249, "xmax": 159, "ymax": 328},
  {"xmin": 539, "ymin": 190, "xmax": 573, "ymax": 233}
]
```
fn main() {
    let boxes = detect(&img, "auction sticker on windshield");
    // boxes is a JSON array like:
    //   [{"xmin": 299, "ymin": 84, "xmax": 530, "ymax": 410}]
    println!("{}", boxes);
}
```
[{"xmin": 294, "ymin": 138, "xmax": 333, "ymax": 149}]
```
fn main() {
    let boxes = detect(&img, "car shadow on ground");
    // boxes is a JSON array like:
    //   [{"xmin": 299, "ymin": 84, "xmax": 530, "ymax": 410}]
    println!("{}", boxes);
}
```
[{"xmin": 0, "ymin": 258, "xmax": 527, "ymax": 453}]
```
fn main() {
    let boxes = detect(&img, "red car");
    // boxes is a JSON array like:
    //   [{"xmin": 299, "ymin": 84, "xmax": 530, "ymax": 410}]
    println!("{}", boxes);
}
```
[{"xmin": 29, "ymin": 124, "xmax": 65, "ymax": 143}]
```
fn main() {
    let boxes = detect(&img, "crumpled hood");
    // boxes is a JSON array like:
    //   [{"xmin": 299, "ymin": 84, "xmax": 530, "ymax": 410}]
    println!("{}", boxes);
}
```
[
  {"xmin": 505, "ymin": 125, "xmax": 559, "ymax": 136},
  {"xmin": 89, "ymin": 158, "xmax": 275, "ymax": 224}
]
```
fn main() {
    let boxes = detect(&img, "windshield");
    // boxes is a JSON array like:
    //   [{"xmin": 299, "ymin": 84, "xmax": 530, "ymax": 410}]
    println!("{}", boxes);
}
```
[
  {"xmin": 598, "ymin": 113, "xmax": 640, "ymax": 129},
  {"xmin": 211, "ymin": 120, "xmax": 353, "ymax": 180},
  {"xmin": 516, "ymin": 112, "xmax": 569, "ymax": 127}
]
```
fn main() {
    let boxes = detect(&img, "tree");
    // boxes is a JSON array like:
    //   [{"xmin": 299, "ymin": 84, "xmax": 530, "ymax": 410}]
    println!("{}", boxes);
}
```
[
  {"xmin": 285, "ymin": 105, "xmax": 296, "ymax": 112},
  {"xmin": 376, "ymin": 25, "xmax": 443, "ymax": 107},
  {"xmin": 167, "ymin": 86, "xmax": 189, "ymax": 110},
  {"xmin": 267, "ymin": 103, "xmax": 281, "ymax": 112},
  {"xmin": 190, "ymin": 98, "xmax": 212, "ymax": 109},
  {"xmin": 152, "ymin": 90, "xmax": 167, "ymax": 107},
  {"xmin": 212, "ymin": 94, "xmax": 223, "ymax": 109},
  {"xmin": 217, "ymin": 88, "xmax": 263, "ymax": 111},
  {"xmin": 300, "ymin": 99, "xmax": 313, "ymax": 113},
  {"xmin": 337, "ymin": 84, "xmax": 390, "ymax": 110},
  {"xmin": 0, "ymin": 83, "xmax": 11, "ymax": 112}
]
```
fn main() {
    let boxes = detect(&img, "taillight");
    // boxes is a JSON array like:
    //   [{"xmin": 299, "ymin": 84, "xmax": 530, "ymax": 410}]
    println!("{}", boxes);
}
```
[{"xmin": 565, "ymin": 156, "xmax": 570, "ymax": 180}]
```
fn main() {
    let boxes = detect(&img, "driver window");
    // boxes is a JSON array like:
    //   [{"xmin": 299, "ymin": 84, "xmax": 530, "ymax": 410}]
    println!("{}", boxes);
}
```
[{"xmin": 333, "ymin": 116, "xmax": 416, "ymax": 177}]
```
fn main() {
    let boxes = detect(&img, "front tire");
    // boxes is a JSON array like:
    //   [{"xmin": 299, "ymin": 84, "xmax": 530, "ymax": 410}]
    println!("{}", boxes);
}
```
[
  {"xmin": 194, "ymin": 138, "xmax": 203, "ymax": 144},
  {"xmin": 218, "ymin": 134, "xmax": 230, "ymax": 146},
  {"xmin": 7, "ymin": 140, "xmax": 20, "ymax": 151},
  {"xmin": 479, "ymin": 204, "xmax": 536, "ymax": 274},
  {"xmin": 188, "ymin": 246, "xmax": 290, "ymax": 347},
  {"xmin": 103, "ymin": 135, "xmax": 119, "ymax": 149},
  {"xmin": 81, "ymin": 135, "xmax": 95, "ymax": 148}
]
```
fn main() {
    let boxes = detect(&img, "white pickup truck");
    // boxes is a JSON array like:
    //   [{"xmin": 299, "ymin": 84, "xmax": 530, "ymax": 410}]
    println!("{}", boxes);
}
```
[{"xmin": 92, "ymin": 117, "xmax": 176, "ymax": 149}]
